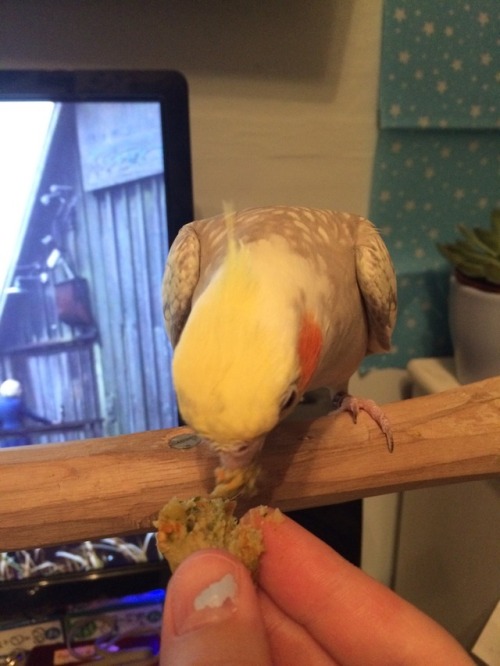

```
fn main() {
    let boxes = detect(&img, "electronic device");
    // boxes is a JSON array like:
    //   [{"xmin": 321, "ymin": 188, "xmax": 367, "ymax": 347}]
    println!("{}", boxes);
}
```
[{"xmin": 0, "ymin": 69, "xmax": 193, "ymax": 619}]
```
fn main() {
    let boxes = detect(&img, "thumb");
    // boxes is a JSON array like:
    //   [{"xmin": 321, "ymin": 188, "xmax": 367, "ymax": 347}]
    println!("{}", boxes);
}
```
[{"xmin": 160, "ymin": 549, "xmax": 272, "ymax": 666}]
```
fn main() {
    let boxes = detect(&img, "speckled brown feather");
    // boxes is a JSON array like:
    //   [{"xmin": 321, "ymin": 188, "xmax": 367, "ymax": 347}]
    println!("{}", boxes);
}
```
[
  {"xmin": 162, "ymin": 205, "xmax": 397, "ymax": 387},
  {"xmin": 162, "ymin": 224, "xmax": 200, "ymax": 347},
  {"xmin": 354, "ymin": 222, "xmax": 397, "ymax": 354}
]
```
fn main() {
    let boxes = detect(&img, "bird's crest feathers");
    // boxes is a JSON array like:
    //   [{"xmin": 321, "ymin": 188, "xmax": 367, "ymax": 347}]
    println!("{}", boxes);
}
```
[{"xmin": 222, "ymin": 201, "xmax": 239, "ymax": 263}]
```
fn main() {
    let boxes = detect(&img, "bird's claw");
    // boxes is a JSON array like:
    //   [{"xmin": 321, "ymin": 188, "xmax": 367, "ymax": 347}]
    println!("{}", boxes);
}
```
[{"xmin": 332, "ymin": 392, "xmax": 394, "ymax": 453}]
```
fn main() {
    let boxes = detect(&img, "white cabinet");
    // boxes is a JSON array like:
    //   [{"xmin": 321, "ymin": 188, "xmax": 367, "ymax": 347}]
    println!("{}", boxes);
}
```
[{"xmin": 394, "ymin": 358, "xmax": 500, "ymax": 649}]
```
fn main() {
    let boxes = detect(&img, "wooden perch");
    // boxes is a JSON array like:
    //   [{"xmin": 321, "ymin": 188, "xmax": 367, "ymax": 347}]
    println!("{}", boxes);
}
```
[{"xmin": 1, "ymin": 376, "xmax": 499, "ymax": 551}]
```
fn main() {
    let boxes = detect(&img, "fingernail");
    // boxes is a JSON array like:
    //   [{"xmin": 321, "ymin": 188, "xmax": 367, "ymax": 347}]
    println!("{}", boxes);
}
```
[{"xmin": 169, "ymin": 551, "xmax": 241, "ymax": 635}]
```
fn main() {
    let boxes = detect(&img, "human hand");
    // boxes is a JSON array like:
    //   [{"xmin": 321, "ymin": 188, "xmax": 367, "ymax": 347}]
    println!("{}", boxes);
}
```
[{"xmin": 160, "ymin": 508, "xmax": 474, "ymax": 665}]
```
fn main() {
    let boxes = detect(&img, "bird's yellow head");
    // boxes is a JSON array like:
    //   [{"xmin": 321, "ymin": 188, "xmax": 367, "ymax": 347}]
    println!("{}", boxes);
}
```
[{"xmin": 172, "ymin": 221, "xmax": 323, "ymax": 451}]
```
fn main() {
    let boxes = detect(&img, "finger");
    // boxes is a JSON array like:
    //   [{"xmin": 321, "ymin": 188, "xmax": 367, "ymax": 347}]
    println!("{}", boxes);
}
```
[
  {"xmin": 248, "ymin": 509, "xmax": 473, "ymax": 666},
  {"xmin": 160, "ymin": 549, "xmax": 272, "ymax": 666},
  {"xmin": 258, "ymin": 589, "xmax": 340, "ymax": 666}
]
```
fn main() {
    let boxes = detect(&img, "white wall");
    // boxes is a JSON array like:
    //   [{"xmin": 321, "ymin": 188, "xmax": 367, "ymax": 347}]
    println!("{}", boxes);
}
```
[{"xmin": 0, "ymin": 0, "xmax": 383, "ymax": 218}]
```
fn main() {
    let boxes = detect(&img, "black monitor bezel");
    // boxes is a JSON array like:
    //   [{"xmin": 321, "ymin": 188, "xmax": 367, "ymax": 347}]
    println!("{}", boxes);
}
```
[{"xmin": 0, "ymin": 69, "xmax": 194, "ymax": 241}]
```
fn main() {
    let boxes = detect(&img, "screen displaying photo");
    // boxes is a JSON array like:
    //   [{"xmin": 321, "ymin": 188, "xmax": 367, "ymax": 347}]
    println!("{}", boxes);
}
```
[{"xmin": 0, "ymin": 71, "xmax": 193, "ymax": 598}]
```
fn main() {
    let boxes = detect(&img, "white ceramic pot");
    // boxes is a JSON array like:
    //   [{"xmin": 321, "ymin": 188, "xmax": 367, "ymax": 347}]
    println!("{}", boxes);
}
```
[{"xmin": 449, "ymin": 274, "xmax": 500, "ymax": 384}]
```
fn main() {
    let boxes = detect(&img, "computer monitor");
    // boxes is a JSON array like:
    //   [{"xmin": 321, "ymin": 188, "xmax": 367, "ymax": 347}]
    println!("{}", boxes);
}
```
[{"xmin": 0, "ymin": 69, "xmax": 193, "ymax": 617}]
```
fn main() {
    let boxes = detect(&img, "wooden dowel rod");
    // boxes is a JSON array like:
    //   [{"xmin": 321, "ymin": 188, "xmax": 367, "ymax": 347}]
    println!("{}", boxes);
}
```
[{"xmin": 1, "ymin": 376, "xmax": 499, "ymax": 551}]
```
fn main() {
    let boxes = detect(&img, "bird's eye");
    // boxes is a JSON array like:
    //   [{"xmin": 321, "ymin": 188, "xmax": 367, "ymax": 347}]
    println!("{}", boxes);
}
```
[{"xmin": 280, "ymin": 388, "xmax": 297, "ymax": 413}]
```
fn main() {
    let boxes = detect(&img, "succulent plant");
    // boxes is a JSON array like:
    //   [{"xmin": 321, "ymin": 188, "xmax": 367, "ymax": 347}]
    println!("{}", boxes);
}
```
[{"xmin": 437, "ymin": 209, "xmax": 500, "ymax": 286}]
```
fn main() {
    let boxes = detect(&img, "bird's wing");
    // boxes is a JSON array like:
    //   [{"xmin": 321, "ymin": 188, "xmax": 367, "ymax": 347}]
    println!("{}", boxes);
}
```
[
  {"xmin": 355, "ymin": 219, "xmax": 397, "ymax": 354},
  {"xmin": 162, "ymin": 223, "xmax": 200, "ymax": 347}
]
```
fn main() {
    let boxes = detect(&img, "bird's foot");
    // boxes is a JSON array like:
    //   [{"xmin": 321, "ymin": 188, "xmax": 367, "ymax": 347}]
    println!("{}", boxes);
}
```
[{"xmin": 332, "ymin": 391, "xmax": 394, "ymax": 453}]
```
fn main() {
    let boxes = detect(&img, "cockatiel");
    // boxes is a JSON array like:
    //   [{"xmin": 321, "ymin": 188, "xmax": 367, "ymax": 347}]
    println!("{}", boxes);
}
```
[{"xmin": 162, "ymin": 206, "xmax": 397, "ymax": 497}]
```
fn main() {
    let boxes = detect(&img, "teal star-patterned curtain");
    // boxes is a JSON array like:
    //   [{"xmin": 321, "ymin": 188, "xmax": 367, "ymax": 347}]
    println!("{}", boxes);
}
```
[
  {"xmin": 367, "ymin": 0, "xmax": 500, "ymax": 370},
  {"xmin": 380, "ymin": 3, "xmax": 499, "ymax": 130}
]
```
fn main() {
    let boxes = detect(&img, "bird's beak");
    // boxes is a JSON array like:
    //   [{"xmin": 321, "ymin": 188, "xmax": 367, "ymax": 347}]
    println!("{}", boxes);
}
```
[{"xmin": 218, "ymin": 435, "xmax": 265, "ymax": 469}]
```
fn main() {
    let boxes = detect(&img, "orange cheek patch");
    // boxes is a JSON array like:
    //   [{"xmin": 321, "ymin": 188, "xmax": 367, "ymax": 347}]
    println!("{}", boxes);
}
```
[{"xmin": 298, "ymin": 315, "xmax": 323, "ymax": 391}]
